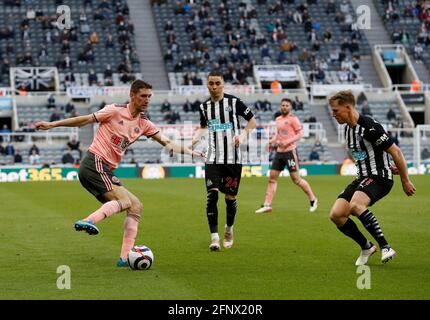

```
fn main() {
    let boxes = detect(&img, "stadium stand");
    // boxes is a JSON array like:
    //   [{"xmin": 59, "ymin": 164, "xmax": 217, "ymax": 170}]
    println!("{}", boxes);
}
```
[
  {"xmin": 374, "ymin": 0, "xmax": 430, "ymax": 71},
  {"xmin": 152, "ymin": 0, "xmax": 371, "ymax": 88},
  {"xmin": 0, "ymin": 0, "xmax": 141, "ymax": 88}
]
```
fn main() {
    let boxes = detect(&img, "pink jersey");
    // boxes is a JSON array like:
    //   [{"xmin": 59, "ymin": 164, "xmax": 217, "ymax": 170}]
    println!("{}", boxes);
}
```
[
  {"xmin": 89, "ymin": 103, "xmax": 159, "ymax": 169},
  {"xmin": 272, "ymin": 114, "xmax": 303, "ymax": 152}
]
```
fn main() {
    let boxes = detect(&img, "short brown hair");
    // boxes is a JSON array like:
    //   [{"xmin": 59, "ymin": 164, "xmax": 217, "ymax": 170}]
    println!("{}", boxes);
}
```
[
  {"xmin": 130, "ymin": 79, "xmax": 152, "ymax": 94},
  {"xmin": 329, "ymin": 90, "xmax": 355, "ymax": 107},
  {"xmin": 281, "ymin": 98, "xmax": 292, "ymax": 104},
  {"xmin": 207, "ymin": 70, "xmax": 224, "ymax": 79}
]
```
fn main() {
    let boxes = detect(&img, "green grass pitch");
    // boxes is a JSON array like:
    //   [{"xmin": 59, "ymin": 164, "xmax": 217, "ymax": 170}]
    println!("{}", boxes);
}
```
[{"xmin": 0, "ymin": 175, "xmax": 429, "ymax": 299}]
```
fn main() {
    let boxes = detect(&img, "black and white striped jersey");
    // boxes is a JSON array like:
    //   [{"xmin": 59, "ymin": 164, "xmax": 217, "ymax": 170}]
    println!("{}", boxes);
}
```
[
  {"xmin": 344, "ymin": 115, "xmax": 394, "ymax": 180},
  {"xmin": 199, "ymin": 93, "xmax": 254, "ymax": 164}
]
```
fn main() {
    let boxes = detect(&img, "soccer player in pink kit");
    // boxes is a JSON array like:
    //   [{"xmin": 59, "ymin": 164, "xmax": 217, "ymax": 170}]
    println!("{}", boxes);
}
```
[
  {"xmin": 255, "ymin": 98, "xmax": 318, "ymax": 214},
  {"xmin": 36, "ymin": 80, "xmax": 203, "ymax": 267}
]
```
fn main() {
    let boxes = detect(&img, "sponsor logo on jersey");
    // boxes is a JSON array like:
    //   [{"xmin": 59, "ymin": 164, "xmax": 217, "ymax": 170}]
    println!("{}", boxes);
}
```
[
  {"xmin": 351, "ymin": 150, "xmax": 368, "ymax": 161},
  {"xmin": 208, "ymin": 119, "xmax": 233, "ymax": 132},
  {"xmin": 375, "ymin": 133, "xmax": 389, "ymax": 146}
]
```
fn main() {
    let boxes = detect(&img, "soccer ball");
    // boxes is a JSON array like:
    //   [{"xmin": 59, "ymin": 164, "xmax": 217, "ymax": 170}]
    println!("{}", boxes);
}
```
[{"xmin": 128, "ymin": 245, "xmax": 154, "ymax": 270}]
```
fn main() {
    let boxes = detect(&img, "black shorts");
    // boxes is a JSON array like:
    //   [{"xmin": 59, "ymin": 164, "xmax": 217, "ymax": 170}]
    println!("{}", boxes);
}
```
[
  {"xmin": 270, "ymin": 150, "xmax": 299, "ymax": 172},
  {"xmin": 78, "ymin": 152, "xmax": 122, "ymax": 203},
  {"xmin": 205, "ymin": 164, "xmax": 242, "ymax": 196},
  {"xmin": 338, "ymin": 175, "xmax": 394, "ymax": 206}
]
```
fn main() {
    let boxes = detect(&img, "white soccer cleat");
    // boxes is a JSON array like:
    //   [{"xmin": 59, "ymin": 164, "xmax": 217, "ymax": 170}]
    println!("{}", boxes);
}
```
[
  {"xmin": 381, "ymin": 247, "xmax": 396, "ymax": 264},
  {"xmin": 255, "ymin": 205, "xmax": 272, "ymax": 214},
  {"xmin": 223, "ymin": 229, "xmax": 234, "ymax": 249},
  {"xmin": 309, "ymin": 198, "xmax": 318, "ymax": 213},
  {"xmin": 355, "ymin": 244, "xmax": 377, "ymax": 266},
  {"xmin": 209, "ymin": 239, "xmax": 220, "ymax": 251}
]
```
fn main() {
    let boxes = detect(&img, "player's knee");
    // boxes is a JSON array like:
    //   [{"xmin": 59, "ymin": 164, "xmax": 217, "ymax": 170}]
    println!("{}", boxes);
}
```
[
  {"xmin": 130, "ymin": 201, "xmax": 143, "ymax": 215},
  {"xmin": 349, "ymin": 201, "xmax": 366, "ymax": 216},
  {"xmin": 292, "ymin": 176, "xmax": 301, "ymax": 185},
  {"xmin": 268, "ymin": 178, "xmax": 277, "ymax": 185},
  {"xmin": 118, "ymin": 198, "xmax": 132, "ymax": 210},
  {"xmin": 207, "ymin": 190, "xmax": 219, "ymax": 202},
  {"xmin": 329, "ymin": 209, "xmax": 343, "ymax": 224},
  {"xmin": 225, "ymin": 194, "xmax": 236, "ymax": 201}
]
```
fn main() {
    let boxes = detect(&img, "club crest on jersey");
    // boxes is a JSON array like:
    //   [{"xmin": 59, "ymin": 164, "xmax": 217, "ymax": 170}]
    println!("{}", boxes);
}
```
[
  {"xmin": 112, "ymin": 176, "xmax": 120, "ymax": 184},
  {"xmin": 134, "ymin": 127, "xmax": 139, "ymax": 134},
  {"xmin": 224, "ymin": 105, "xmax": 233, "ymax": 112}
]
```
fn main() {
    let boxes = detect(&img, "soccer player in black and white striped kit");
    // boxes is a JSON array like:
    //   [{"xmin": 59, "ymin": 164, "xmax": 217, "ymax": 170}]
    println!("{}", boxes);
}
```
[
  {"xmin": 191, "ymin": 71, "xmax": 256, "ymax": 251},
  {"xmin": 328, "ymin": 90, "xmax": 416, "ymax": 265}
]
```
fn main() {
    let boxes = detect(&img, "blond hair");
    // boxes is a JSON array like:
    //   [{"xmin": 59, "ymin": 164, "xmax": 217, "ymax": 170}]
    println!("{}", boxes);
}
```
[{"xmin": 328, "ymin": 90, "xmax": 355, "ymax": 107}]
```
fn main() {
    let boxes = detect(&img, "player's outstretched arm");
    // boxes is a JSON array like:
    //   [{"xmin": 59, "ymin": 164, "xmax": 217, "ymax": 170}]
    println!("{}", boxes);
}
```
[
  {"xmin": 191, "ymin": 126, "xmax": 208, "ymax": 147},
  {"xmin": 35, "ymin": 114, "xmax": 96, "ymax": 130},
  {"xmin": 387, "ymin": 144, "xmax": 416, "ymax": 196},
  {"xmin": 151, "ymin": 132, "xmax": 205, "ymax": 158}
]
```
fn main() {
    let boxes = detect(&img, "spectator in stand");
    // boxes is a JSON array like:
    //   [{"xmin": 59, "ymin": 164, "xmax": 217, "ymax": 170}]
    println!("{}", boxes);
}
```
[
  {"xmin": 65, "ymin": 101, "xmax": 76, "ymax": 116},
  {"xmin": 388, "ymin": 131, "xmax": 399, "ymax": 146},
  {"xmin": 14, "ymin": 150, "xmax": 23, "ymax": 164},
  {"xmin": 47, "ymin": 94, "xmax": 56, "ymax": 109},
  {"xmin": 5, "ymin": 142, "xmax": 15, "ymax": 156},
  {"xmin": 29, "ymin": 149, "xmax": 40, "ymax": 165},
  {"xmin": 361, "ymin": 100, "xmax": 372, "ymax": 117},
  {"xmin": 183, "ymin": 99, "xmax": 192, "ymax": 113},
  {"xmin": 161, "ymin": 99, "xmax": 172, "ymax": 113},
  {"xmin": 67, "ymin": 137, "xmax": 82, "ymax": 159},
  {"xmin": 254, "ymin": 100, "xmax": 263, "ymax": 112},
  {"xmin": 309, "ymin": 147, "xmax": 320, "ymax": 161},
  {"xmin": 421, "ymin": 147, "xmax": 430, "ymax": 160},
  {"xmin": 292, "ymin": 96, "xmax": 304, "ymax": 111},
  {"xmin": 50, "ymin": 109, "xmax": 62, "ymax": 122},
  {"xmin": 29, "ymin": 143, "xmax": 40, "ymax": 156},
  {"xmin": 262, "ymin": 99, "xmax": 272, "ymax": 112},
  {"xmin": 62, "ymin": 147, "xmax": 75, "ymax": 164},
  {"xmin": 386, "ymin": 107, "xmax": 397, "ymax": 123}
]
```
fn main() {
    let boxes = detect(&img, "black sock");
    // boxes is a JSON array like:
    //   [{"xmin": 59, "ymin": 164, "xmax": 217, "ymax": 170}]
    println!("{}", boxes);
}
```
[
  {"xmin": 206, "ymin": 190, "xmax": 219, "ymax": 233},
  {"xmin": 338, "ymin": 218, "xmax": 370, "ymax": 249},
  {"xmin": 225, "ymin": 199, "xmax": 238, "ymax": 227},
  {"xmin": 358, "ymin": 209, "xmax": 389, "ymax": 249}
]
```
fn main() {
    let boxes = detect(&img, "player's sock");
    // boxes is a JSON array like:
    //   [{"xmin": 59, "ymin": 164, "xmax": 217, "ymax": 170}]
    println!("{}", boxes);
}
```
[
  {"xmin": 263, "ymin": 179, "xmax": 277, "ymax": 207},
  {"xmin": 206, "ymin": 190, "xmax": 219, "ymax": 233},
  {"xmin": 225, "ymin": 198, "xmax": 238, "ymax": 228},
  {"xmin": 211, "ymin": 233, "xmax": 220, "ymax": 241},
  {"xmin": 358, "ymin": 209, "xmax": 389, "ymax": 249},
  {"xmin": 120, "ymin": 212, "xmax": 140, "ymax": 261},
  {"xmin": 338, "ymin": 218, "xmax": 369, "ymax": 249},
  {"xmin": 84, "ymin": 200, "xmax": 122, "ymax": 224},
  {"xmin": 296, "ymin": 178, "xmax": 315, "ymax": 201}
]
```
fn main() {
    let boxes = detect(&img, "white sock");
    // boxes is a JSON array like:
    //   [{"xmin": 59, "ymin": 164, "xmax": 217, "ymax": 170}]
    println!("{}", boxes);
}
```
[
  {"xmin": 211, "ymin": 233, "xmax": 219, "ymax": 241},
  {"xmin": 225, "ymin": 225, "xmax": 233, "ymax": 233}
]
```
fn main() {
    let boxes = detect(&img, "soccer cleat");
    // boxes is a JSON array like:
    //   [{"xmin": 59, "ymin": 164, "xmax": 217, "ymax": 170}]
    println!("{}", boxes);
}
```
[
  {"xmin": 355, "ymin": 243, "xmax": 377, "ymax": 266},
  {"xmin": 117, "ymin": 258, "xmax": 129, "ymax": 268},
  {"xmin": 255, "ymin": 205, "xmax": 272, "ymax": 214},
  {"xmin": 223, "ymin": 229, "xmax": 234, "ymax": 249},
  {"xmin": 209, "ymin": 239, "xmax": 220, "ymax": 251},
  {"xmin": 74, "ymin": 220, "xmax": 100, "ymax": 235},
  {"xmin": 381, "ymin": 247, "xmax": 397, "ymax": 264},
  {"xmin": 309, "ymin": 198, "xmax": 318, "ymax": 213}
]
